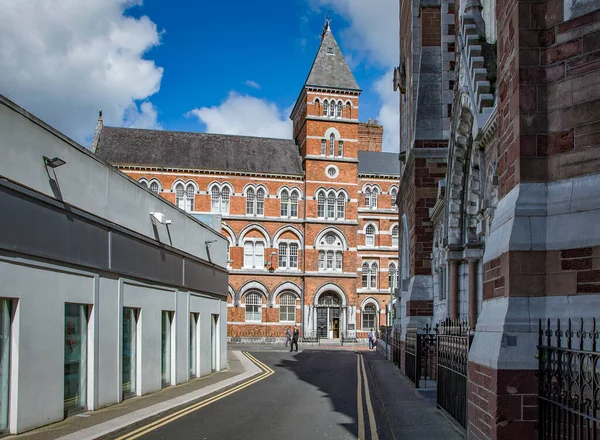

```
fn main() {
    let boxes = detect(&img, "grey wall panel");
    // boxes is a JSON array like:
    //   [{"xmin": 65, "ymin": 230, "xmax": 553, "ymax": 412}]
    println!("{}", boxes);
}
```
[
  {"xmin": 184, "ymin": 259, "xmax": 228, "ymax": 297},
  {"xmin": 0, "ymin": 186, "xmax": 109, "ymax": 269},
  {"xmin": 110, "ymin": 232, "xmax": 183, "ymax": 286}
]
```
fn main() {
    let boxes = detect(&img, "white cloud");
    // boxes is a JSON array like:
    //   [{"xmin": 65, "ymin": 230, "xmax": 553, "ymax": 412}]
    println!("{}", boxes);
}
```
[
  {"xmin": 187, "ymin": 92, "xmax": 292, "ymax": 139},
  {"xmin": 244, "ymin": 80, "xmax": 261, "ymax": 89},
  {"xmin": 374, "ymin": 72, "xmax": 400, "ymax": 153},
  {"xmin": 0, "ymin": 0, "xmax": 163, "ymax": 144}
]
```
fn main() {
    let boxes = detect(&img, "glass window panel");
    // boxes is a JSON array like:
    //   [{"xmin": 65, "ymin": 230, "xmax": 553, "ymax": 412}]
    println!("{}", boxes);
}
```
[
  {"xmin": 392, "ymin": 226, "xmax": 399, "ymax": 247},
  {"xmin": 122, "ymin": 308, "xmax": 137, "ymax": 397},
  {"xmin": 364, "ymin": 189, "xmax": 371, "ymax": 208},
  {"xmin": 337, "ymin": 194, "xmax": 345, "ymax": 219},
  {"xmin": 366, "ymin": 225, "xmax": 375, "ymax": 247},
  {"xmin": 335, "ymin": 251, "xmax": 342, "ymax": 271},
  {"xmin": 290, "ymin": 191, "xmax": 298, "ymax": 217},
  {"xmin": 289, "ymin": 244, "xmax": 298, "ymax": 269},
  {"xmin": 0, "ymin": 300, "xmax": 11, "ymax": 431},
  {"xmin": 278, "ymin": 243, "xmax": 287, "ymax": 268},
  {"xmin": 244, "ymin": 242, "xmax": 253, "ymax": 268},
  {"xmin": 256, "ymin": 189, "xmax": 265, "ymax": 216},
  {"xmin": 337, "ymin": 140, "xmax": 343, "ymax": 157},
  {"xmin": 189, "ymin": 313, "xmax": 198, "ymax": 378},
  {"xmin": 246, "ymin": 189, "xmax": 255, "ymax": 215},
  {"xmin": 327, "ymin": 193, "xmax": 335, "ymax": 218},
  {"xmin": 245, "ymin": 293, "xmax": 262, "ymax": 322},
  {"xmin": 328, "ymin": 101, "xmax": 335, "ymax": 117},
  {"xmin": 318, "ymin": 251, "xmax": 325, "ymax": 270},
  {"xmin": 336, "ymin": 102, "xmax": 342, "ymax": 118},
  {"xmin": 317, "ymin": 192, "xmax": 325, "ymax": 217},
  {"xmin": 326, "ymin": 251, "xmax": 334, "ymax": 269},
  {"xmin": 329, "ymin": 134, "xmax": 335, "ymax": 156},
  {"xmin": 211, "ymin": 187, "xmax": 220, "ymax": 213},
  {"xmin": 176, "ymin": 184, "xmax": 185, "ymax": 210},
  {"xmin": 363, "ymin": 304, "xmax": 375, "ymax": 329},
  {"xmin": 150, "ymin": 181, "xmax": 159, "ymax": 194},
  {"xmin": 323, "ymin": 100, "xmax": 328, "ymax": 117},
  {"xmin": 321, "ymin": 139, "xmax": 326, "ymax": 155},
  {"xmin": 64, "ymin": 303, "xmax": 88, "ymax": 415},
  {"xmin": 371, "ymin": 189, "xmax": 378, "ymax": 209},
  {"xmin": 254, "ymin": 241, "xmax": 265, "ymax": 269},
  {"xmin": 370, "ymin": 263, "xmax": 379, "ymax": 289},
  {"xmin": 161, "ymin": 311, "xmax": 172, "ymax": 387},
  {"xmin": 221, "ymin": 187, "xmax": 230, "ymax": 214},
  {"xmin": 280, "ymin": 190, "xmax": 289, "ymax": 217},
  {"xmin": 362, "ymin": 264, "xmax": 369, "ymax": 288}
]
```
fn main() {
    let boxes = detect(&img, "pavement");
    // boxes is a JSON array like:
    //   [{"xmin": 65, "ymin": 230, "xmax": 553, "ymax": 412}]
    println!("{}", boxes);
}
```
[{"xmin": 10, "ymin": 344, "xmax": 464, "ymax": 440}]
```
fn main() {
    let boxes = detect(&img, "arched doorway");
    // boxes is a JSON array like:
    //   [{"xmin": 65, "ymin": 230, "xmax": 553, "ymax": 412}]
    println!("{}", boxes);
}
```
[{"xmin": 316, "ymin": 292, "xmax": 342, "ymax": 339}]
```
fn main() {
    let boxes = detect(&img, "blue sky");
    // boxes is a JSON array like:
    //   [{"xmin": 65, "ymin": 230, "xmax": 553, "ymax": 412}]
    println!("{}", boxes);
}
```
[{"xmin": 0, "ymin": 0, "xmax": 399, "ymax": 151}]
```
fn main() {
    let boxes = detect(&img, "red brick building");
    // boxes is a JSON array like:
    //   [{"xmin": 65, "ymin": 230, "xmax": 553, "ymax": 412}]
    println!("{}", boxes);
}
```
[{"xmin": 95, "ymin": 21, "xmax": 400, "ymax": 343}]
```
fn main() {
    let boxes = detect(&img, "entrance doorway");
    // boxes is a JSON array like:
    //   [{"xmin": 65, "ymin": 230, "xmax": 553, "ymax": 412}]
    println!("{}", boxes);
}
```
[{"xmin": 316, "ymin": 292, "xmax": 344, "ymax": 339}]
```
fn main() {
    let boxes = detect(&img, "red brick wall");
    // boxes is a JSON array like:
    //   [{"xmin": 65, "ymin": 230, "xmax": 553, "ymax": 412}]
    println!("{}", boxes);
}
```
[
  {"xmin": 406, "ymin": 300, "xmax": 433, "ymax": 316},
  {"xmin": 468, "ymin": 362, "xmax": 538, "ymax": 440},
  {"xmin": 358, "ymin": 122, "xmax": 383, "ymax": 152}
]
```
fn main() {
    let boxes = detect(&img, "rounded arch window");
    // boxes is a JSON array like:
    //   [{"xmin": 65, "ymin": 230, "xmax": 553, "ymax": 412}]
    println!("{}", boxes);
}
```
[
  {"xmin": 280, "ymin": 293, "xmax": 296, "ymax": 322},
  {"xmin": 150, "ymin": 181, "xmax": 160, "ymax": 194},
  {"xmin": 245, "ymin": 292, "xmax": 262, "ymax": 322},
  {"xmin": 366, "ymin": 225, "xmax": 376, "ymax": 247}
]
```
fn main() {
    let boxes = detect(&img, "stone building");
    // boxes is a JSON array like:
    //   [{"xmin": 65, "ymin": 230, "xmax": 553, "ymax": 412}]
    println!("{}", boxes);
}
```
[
  {"xmin": 96, "ymin": 21, "xmax": 400, "ymax": 343},
  {"xmin": 395, "ymin": 0, "xmax": 600, "ymax": 439}
]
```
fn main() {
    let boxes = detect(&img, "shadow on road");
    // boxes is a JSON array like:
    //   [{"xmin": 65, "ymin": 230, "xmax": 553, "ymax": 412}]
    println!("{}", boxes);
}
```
[{"xmin": 275, "ymin": 350, "xmax": 361, "ymax": 438}]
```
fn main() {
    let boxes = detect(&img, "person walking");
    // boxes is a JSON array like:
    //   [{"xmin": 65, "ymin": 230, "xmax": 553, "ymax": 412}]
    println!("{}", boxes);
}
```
[
  {"xmin": 285, "ymin": 327, "xmax": 292, "ymax": 347},
  {"xmin": 290, "ymin": 325, "xmax": 299, "ymax": 352},
  {"xmin": 368, "ymin": 328, "xmax": 375, "ymax": 351}
]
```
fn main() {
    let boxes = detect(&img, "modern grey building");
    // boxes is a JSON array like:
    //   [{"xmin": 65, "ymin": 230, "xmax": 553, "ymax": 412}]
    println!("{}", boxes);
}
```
[{"xmin": 0, "ymin": 94, "xmax": 228, "ymax": 434}]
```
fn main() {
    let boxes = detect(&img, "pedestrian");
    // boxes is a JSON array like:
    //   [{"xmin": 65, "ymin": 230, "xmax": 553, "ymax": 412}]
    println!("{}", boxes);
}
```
[
  {"xmin": 368, "ymin": 328, "xmax": 375, "ymax": 351},
  {"xmin": 285, "ymin": 326, "xmax": 291, "ymax": 347},
  {"xmin": 290, "ymin": 325, "xmax": 299, "ymax": 352}
]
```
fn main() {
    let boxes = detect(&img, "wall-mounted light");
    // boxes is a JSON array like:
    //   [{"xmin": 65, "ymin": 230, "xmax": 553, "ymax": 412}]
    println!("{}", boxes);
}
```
[
  {"xmin": 205, "ymin": 239, "xmax": 217, "ymax": 248},
  {"xmin": 43, "ymin": 156, "xmax": 66, "ymax": 168}
]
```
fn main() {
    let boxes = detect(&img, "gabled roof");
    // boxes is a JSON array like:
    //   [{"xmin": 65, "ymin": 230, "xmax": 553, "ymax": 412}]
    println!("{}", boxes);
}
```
[
  {"xmin": 358, "ymin": 151, "xmax": 400, "ymax": 176},
  {"xmin": 96, "ymin": 126, "xmax": 304, "ymax": 176},
  {"xmin": 304, "ymin": 23, "xmax": 360, "ymax": 91}
]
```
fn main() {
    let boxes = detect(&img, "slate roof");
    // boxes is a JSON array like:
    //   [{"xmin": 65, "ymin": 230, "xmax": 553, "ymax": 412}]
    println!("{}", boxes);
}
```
[
  {"xmin": 358, "ymin": 151, "xmax": 400, "ymax": 176},
  {"xmin": 96, "ymin": 126, "xmax": 304, "ymax": 176},
  {"xmin": 304, "ymin": 25, "xmax": 360, "ymax": 91}
]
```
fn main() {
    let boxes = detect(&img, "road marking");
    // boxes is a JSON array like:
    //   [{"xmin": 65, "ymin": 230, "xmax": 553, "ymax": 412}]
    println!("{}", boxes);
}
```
[
  {"xmin": 360, "ymin": 355, "xmax": 379, "ymax": 440},
  {"xmin": 115, "ymin": 352, "xmax": 274, "ymax": 440},
  {"xmin": 357, "ymin": 355, "xmax": 365, "ymax": 440}
]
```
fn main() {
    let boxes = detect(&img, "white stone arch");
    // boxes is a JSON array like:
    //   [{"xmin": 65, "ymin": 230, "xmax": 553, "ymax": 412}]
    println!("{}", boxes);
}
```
[
  {"xmin": 138, "ymin": 177, "xmax": 149, "ymax": 185},
  {"xmin": 238, "ymin": 224, "xmax": 271, "ymax": 246},
  {"xmin": 241, "ymin": 183, "xmax": 269, "ymax": 197},
  {"xmin": 172, "ymin": 178, "xmax": 198, "ymax": 193},
  {"xmin": 388, "ymin": 223, "xmax": 399, "ymax": 234},
  {"xmin": 228, "ymin": 285, "xmax": 237, "ymax": 306},
  {"xmin": 314, "ymin": 227, "xmax": 349, "ymax": 250},
  {"xmin": 387, "ymin": 184, "xmax": 398, "ymax": 195},
  {"xmin": 362, "ymin": 183, "xmax": 383, "ymax": 194},
  {"xmin": 239, "ymin": 281, "xmax": 269, "ymax": 305},
  {"xmin": 314, "ymin": 283, "xmax": 348, "ymax": 306},
  {"xmin": 147, "ymin": 178, "xmax": 163, "ymax": 192},
  {"xmin": 221, "ymin": 223, "xmax": 237, "ymax": 245},
  {"xmin": 336, "ymin": 188, "xmax": 350, "ymax": 200},
  {"xmin": 344, "ymin": 99, "xmax": 353, "ymax": 106},
  {"xmin": 312, "ymin": 96, "xmax": 322, "ymax": 104},
  {"xmin": 276, "ymin": 185, "xmax": 303, "ymax": 200},
  {"xmin": 208, "ymin": 180, "xmax": 234, "ymax": 194},
  {"xmin": 273, "ymin": 282, "xmax": 302, "ymax": 301},
  {"xmin": 273, "ymin": 225, "xmax": 304, "ymax": 247},
  {"xmin": 323, "ymin": 127, "xmax": 341, "ymax": 139},
  {"xmin": 360, "ymin": 296, "xmax": 381, "ymax": 313},
  {"xmin": 363, "ymin": 222, "xmax": 379, "ymax": 234}
]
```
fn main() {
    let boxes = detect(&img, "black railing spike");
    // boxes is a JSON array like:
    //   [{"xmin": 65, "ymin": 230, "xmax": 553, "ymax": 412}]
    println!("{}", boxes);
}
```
[
  {"xmin": 593, "ymin": 317, "xmax": 597, "ymax": 352},
  {"xmin": 539, "ymin": 319, "xmax": 542, "ymax": 347},
  {"xmin": 580, "ymin": 318, "xmax": 585, "ymax": 351},
  {"xmin": 568, "ymin": 318, "xmax": 572, "ymax": 350},
  {"xmin": 547, "ymin": 318, "xmax": 552, "ymax": 346},
  {"xmin": 556, "ymin": 319, "xmax": 562, "ymax": 347}
]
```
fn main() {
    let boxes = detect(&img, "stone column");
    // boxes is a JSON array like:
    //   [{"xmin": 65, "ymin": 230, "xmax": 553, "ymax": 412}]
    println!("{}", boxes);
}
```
[
  {"xmin": 468, "ymin": 260, "xmax": 478, "ymax": 328},
  {"xmin": 449, "ymin": 260, "xmax": 459, "ymax": 320}
]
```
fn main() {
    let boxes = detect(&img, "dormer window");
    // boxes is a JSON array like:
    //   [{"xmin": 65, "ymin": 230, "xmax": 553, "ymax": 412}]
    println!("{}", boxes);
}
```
[{"xmin": 327, "ymin": 47, "xmax": 334, "ymax": 55}]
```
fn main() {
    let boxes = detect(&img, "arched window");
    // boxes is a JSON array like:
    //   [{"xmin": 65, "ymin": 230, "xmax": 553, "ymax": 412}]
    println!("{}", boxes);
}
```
[
  {"xmin": 329, "ymin": 134, "xmax": 335, "ymax": 156},
  {"xmin": 328, "ymin": 100, "xmax": 335, "ymax": 117},
  {"xmin": 280, "ymin": 293, "xmax": 296, "ymax": 322},
  {"xmin": 363, "ymin": 304, "xmax": 376, "ymax": 329},
  {"xmin": 392, "ymin": 225, "xmax": 399, "ymax": 247},
  {"xmin": 211, "ymin": 185, "xmax": 230, "ymax": 214},
  {"xmin": 175, "ymin": 183, "xmax": 195, "ymax": 212},
  {"xmin": 390, "ymin": 187, "xmax": 398, "ymax": 208},
  {"xmin": 337, "ymin": 140, "xmax": 344, "ymax": 157},
  {"xmin": 246, "ymin": 188, "xmax": 255, "ymax": 215},
  {"xmin": 317, "ymin": 191, "xmax": 326, "ymax": 217},
  {"xmin": 389, "ymin": 262, "xmax": 398, "ymax": 290},
  {"xmin": 256, "ymin": 188, "xmax": 265, "ymax": 216},
  {"xmin": 370, "ymin": 188, "xmax": 379, "ymax": 209},
  {"xmin": 318, "ymin": 233, "xmax": 343, "ymax": 272},
  {"xmin": 336, "ymin": 193, "xmax": 345, "ymax": 219},
  {"xmin": 175, "ymin": 183, "xmax": 185, "ymax": 210},
  {"xmin": 280, "ymin": 190, "xmax": 289, "ymax": 217},
  {"xmin": 346, "ymin": 102, "xmax": 352, "ymax": 119},
  {"xmin": 185, "ymin": 185, "xmax": 195, "ymax": 211},
  {"xmin": 362, "ymin": 263, "xmax": 370, "ymax": 288},
  {"xmin": 327, "ymin": 192, "xmax": 336, "ymax": 218},
  {"xmin": 150, "ymin": 181, "xmax": 160, "ymax": 194},
  {"xmin": 366, "ymin": 225, "xmax": 376, "ymax": 247},
  {"xmin": 323, "ymin": 100, "xmax": 329, "ymax": 117},
  {"xmin": 364, "ymin": 189, "xmax": 371, "ymax": 208},
  {"xmin": 370, "ymin": 262, "xmax": 379, "ymax": 289},
  {"xmin": 336, "ymin": 101, "xmax": 342, "ymax": 118},
  {"xmin": 245, "ymin": 293, "xmax": 262, "ymax": 322},
  {"xmin": 290, "ymin": 190, "xmax": 299, "ymax": 217},
  {"xmin": 315, "ymin": 99, "xmax": 321, "ymax": 116},
  {"xmin": 321, "ymin": 139, "xmax": 327, "ymax": 155}
]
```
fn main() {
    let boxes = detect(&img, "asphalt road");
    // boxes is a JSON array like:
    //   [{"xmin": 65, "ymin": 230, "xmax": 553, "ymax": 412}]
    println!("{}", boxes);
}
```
[{"xmin": 109, "ymin": 350, "xmax": 391, "ymax": 440}]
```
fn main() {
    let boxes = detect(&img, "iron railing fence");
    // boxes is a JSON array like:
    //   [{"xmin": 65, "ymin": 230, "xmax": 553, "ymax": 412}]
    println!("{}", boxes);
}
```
[
  {"xmin": 405, "ymin": 328, "xmax": 418, "ymax": 385},
  {"xmin": 538, "ymin": 318, "xmax": 600, "ymax": 440},
  {"xmin": 418, "ymin": 324, "xmax": 437, "ymax": 389},
  {"xmin": 391, "ymin": 329, "xmax": 401, "ymax": 366},
  {"xmin": 302, "ymin": 331, "xmax": 320, "ymax": 344},
  {"xmin": 437, "ymin": 319, "xmax": 472, "ymax": 431},
  {"xmin": 341, "ymin": 331, "xmax": 357, "ymax": 345}
]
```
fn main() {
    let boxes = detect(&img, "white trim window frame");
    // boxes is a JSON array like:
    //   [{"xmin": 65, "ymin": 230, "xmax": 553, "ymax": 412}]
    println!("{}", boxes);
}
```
[
  {"xmin": 175, "ymin": 182, "xmax": 195, "ymax": 212},
  {"xmin": 317, "ymin": 233, "xmax": 343, "ymax": 273},
  {"xmin": 362, "ymin": 304, "xmax": 376, "ymax": 330},
  {"xmin": 365, "ymin": 224, "xmax": 376, "ymax": 247},
  {"xmin": 245, "ymin": 292, "xmax": 262, "ymax": 322},
  {"xmin": 279, "ymin": 293, "xmax": 296, "ymax": 322},
  {"xmin": 211, "ymin": 185, "xmax": 230, "ymax": 214},
  {"xmin": 392, "ymin": 225, "xmax": 399, "ymax": 247},
  {"xmin": 243, "ymin": 239, "xmax": 265, "ymax": 269}
]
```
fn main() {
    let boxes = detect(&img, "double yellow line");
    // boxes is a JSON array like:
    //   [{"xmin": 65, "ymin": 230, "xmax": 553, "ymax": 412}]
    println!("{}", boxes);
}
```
[
  {"xmin": 115, "ymin": 353, "xmax": 274, "ymax": 440},
  {"xmin": 356, "ymin": 354, "xmax": 378, "ymax": 440}
]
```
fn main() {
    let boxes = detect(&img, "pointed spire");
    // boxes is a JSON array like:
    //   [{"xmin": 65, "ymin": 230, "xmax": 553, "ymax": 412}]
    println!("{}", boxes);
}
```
[
  {"xmin": 304, "ymin": 17, "xmax": 360, "ymax": 91},
  {"xmin": 90, "ymin": 109, "xmax": 103, "ymax": 154}
]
